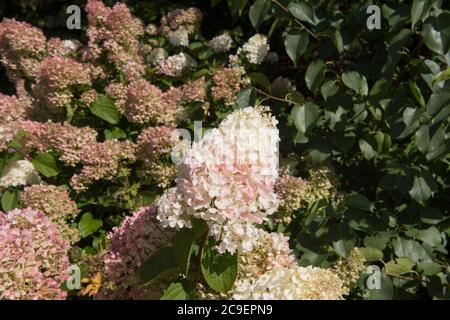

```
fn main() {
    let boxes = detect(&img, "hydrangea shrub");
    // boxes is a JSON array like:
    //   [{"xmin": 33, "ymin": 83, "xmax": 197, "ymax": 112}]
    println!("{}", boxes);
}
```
[{"xmin": 0, "ymin": 0, "xmax": 449, "ymax": 300}]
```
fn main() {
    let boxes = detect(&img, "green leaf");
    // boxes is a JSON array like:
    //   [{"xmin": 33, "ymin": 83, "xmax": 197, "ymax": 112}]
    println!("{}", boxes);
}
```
[
  {"xmin": 249, "ymin": 72, "xmax": 271, "ymax": 91},
  {"xmin": 201, "ymin": 239, "xmax": 237, "ymax": 293},
  {"xmin": 417, "ymin": 260, "xmax": 441, "ymax": 276},
  {"xmin": 192, "ymin": 218, "xmax": 209, "ymax": 239},
  {"xmin": 321, "ymin": 80, "xmax": 339, "ymax": 100},
  {"xmin": 366, "ymin": 273, "xmax": 394, "ymax": 300},
  {"xmin": 359, "ymin": 247, "xmax": 383, "ymax": 261},
  {"xmin": 408, "ymin": 81, "xmax": 426, "ymax": 108},
  {"xmin": 409, "ymin": 175, "xmax": 432, "ymax": 205},
  {"xmin": 236, "ymin": 88, "xmax": 255, "ymax": 108},
  {"xmin": 173, "ymin": 229, "xmax": 195, "ymax": 276},
  {"xmin": 359, "ymin": 139, "xmax": 377, "ymax": 160},
  {"xmin": 345, "ymin": 194, "xmax": 374, "ymax": 212},
  {"xmin": 104, "ymin": 127, "xmax": 127, "ymax": 140},
  {"xmin": 342, "ymin": 71, "xmax": 368, "ymax": 96},
  {"xmin": 283, "ymin": 28, "xmax": 309, "ymax": 65},
  {"xmin": 332, "ymin": 239, "xmax": 355, "ymax": 258},
  {"xmin": 288, "ymin": 1, "xmax": 316, "ymax": 25},
  {"xmin": 140, "ymin": 247, "xmax": 178, "ymax": 285},
  {"xmin": 291, "ymin": 102, "xmax": 320, "ymax": 134},
  {"xmin": 385, "ymin": 258, "xmax": 414, "ymax": 275},
  {"xmin": 161, "ymin": 280, "xmax": 194, "ymax": 300},
  {"xmin": 434, "ymin": 67, "xmax": 450, "ymax": 83},
  {"xmin": 228, "ymin": 0, "xmax": 249, "ymax": 17},
  {"xmin": 90, "ymin": 94, "xmax": 119, "ymax": 125},
  {"xmin": 421, "ymin": 12, "xmax": 450, "ymax": 57},
  {"xmin": 415, "ymin": 125, "xmax": 429, "ymax": 153},
  {"xmin": 411, "ymin": 0, "xmax": 430, "ymax": 28},
  {"xmin": 78, "ymin": 212, "xmax": 103, "ymax": 238},
  {"xmin": 393, "ymin": 238, "xmax": 431, "ymax": 262},
  {"xmin": 249, "ymin": 0, "xmax": 271, "ymax": 28},
  {"xmin": 32, "ymin": 153, "xmax": 60, "ymax": 177},
  {"xmin": 1, "ymin": 189, "xmax": 19, "ymax": 212},
  {"xmin": 305, "ymin": 60, "xmax": 326, "ymax": 93}
]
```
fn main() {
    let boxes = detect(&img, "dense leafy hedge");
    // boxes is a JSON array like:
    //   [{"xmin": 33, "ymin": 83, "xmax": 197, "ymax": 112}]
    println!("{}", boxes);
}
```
[{"xmin": 0, "ymin": 0, "xmax": 449, "ymax": 300}]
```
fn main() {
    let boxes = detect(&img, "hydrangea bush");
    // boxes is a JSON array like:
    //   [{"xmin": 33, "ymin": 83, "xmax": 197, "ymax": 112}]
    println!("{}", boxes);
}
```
[{"xmin": 0, "ymin": 0, "xmax": 449, "ymax": 300}]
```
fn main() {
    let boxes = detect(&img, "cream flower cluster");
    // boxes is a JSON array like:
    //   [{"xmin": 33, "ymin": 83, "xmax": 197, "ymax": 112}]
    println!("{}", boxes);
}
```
[
  {"xmin": 157, "ymin": 106, "xmax": 280, "ymax": 254},
  {"xmin": 168, "ymin": 28, "xmax": 190, "ymax": 47},
  {"xmin": 232, "ymin": 266, "xmax": 346, "ymax": 300},
  {"xmin": 156, "ymin": 52, "xmax": 197, "ymax": 77},
  {"xmin": 209, "ymin": 33, "xmax": 233, "ymax": 53},
  {"xmin": 241, "ymin": 34, "xmax": 269, "ymax": 64},
  {"xmin": 0, "ymin": 160, "xmax": 41, "ymax": 189}
]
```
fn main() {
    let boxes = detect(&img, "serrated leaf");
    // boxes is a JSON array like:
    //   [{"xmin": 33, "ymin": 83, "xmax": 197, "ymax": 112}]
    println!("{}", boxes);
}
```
[
  {"xmin": 236, "ymin": 88, "xmax": 255, "ymax": 108},
  {"xmin": 161, "ymin": 280, "xmax": 194, "ymax": 300},
  {"xmin": 140, "ymin": 247, "xmax": 178, "ymax": 285},
  {"xmin": 1, "ymin": 189, "xmax": 19, "ymax": 212},
  {"xmin": 201, "ymin": 239, "xmax": 237, "ymax": 293},
  {"xmin": 409, "ymin": 175, "xmax": 432, "ymax": 205},
  {"xmin": 345, "ymin": 194, "xmax": 374, "ymax": 212},
  {"xmin": 305, "ymin": 60, "xmax": 326, "ymax": 93},
  {"xmin": 291, "ymin": 102, "xmax": 320, "ymax": 134},
  {"xmin": 90, "ymin": 94, "xmax": 119, "ymax": 125},
  {"xmin": 359, "ymin": 247, "xmax": 383, "ymax": 261},
  {"xmin": 434, "ymin": 67, "xmax": 450, "ymax": 83},
  {"xmin": 408, "ymin": 81, "xmax": 426, "ymax": 108},
  {"xmin": 411, "ymin": 0, "xmax": 430, "ymax": 28},
  {"xmin": 249, "ymin": 72, "xmax": 271, "ymax": 91},
  {"xmin": 359, "ymin": 139, "xmax": 377, "ymax": 160},
  {"xmin": 283, "ymin": 28, "xmax": 309, "ymax": 65},
  {"xmin": 32, "ymin": 153, "xmax": 60, "ymax": 178},
  {"xmin": 288, "ymin": 1, "xmax": 316, "ymax": 25},
  {"xmin": 173, "ymin": 229, "xmax": 195, "ymax": 276},
  {"xmin": 249, "ymin": 0, "xmax": 271, "ymax": 28},
  {"xmin": 78, "ymin": 212, "xmax": 103, "ymax": 238},
  {"xmin": 342, "ymin": 71, "xmax": 368, "ymax": 96},
  {"xmin": 385, "ymin": 258, "xmax": 414, "ymax": 275},
  {"xmin": 321, "ymin": 80, "xmax": 339, "ymax": 100}
]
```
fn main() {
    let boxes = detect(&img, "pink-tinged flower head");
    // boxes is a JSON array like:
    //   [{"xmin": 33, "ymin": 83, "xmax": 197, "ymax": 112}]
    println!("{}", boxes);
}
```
[
  {"xmin": 16, "ymin": 121, "xmax": 98, "ymax": 166},
  {"xmin": 157, "ymin": 106, "xmax": 280, "ymax": 254},
  {"xmin": 274, "ymin": 174, "xmax": 308, "ymax": 220},
  {"xmin": 85, "ymin": 0, "xmax": 145, "ymax": 81},
  {"xmin": 125, "ymin": 80, "xmax": 183, "ymax": 125},
  {"xmin": 105, "ymin": 81, "xmax": 128, "ymax": 113},
  {"xmin": 0, "ymin": 93, "xmax": 28, "ymax": 124},
  {"xmin": 181, "ymin": 77, "xmax": 206, "ymax": 103},
  {"xmin": 33, "ymin": 56, "xmax": 91, "ymax": 112},
  {"xmin": 0, "ymin": 18, "xmax": 46, "ymax": 80},
  {"xmin": 211, "ymin": 67, "xmax": 249, "ymax": 105},
  {"xmin": 136, "ymin": 126, "xmax": 179, "ymax": 161},
  {"xmin": 159, "ymin": 7, "xmax": 202, "ymax": 36},
  {"xmin": 97, "ymin": 206, "xmax": 175, "ymax": 300},
  {"xmin": 70, "ymin": 140, "xmax": 136, "ymax": 192},
  {"xmin": 0, "ymin": 208, "xmax": 70, "ymax": 300},
  {"xmin": 47, "ymin": 38, "xmax": 81, "ymax": 57},
  {"xmin": 21, "ymin": 184, "xmax": 80, "ymax": 244}
]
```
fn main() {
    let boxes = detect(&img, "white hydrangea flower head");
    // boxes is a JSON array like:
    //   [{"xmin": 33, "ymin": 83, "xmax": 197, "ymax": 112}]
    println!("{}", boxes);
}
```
[
  {"xmin": 209, "ymin": 33, "xmax": 233, "ymax": 53},
  {"xmin": 213, "ymin": 222, "xmax": 261, "ymax": 254},
  {"xmin": 155, "ymin": 106, "xmax": 280, "ymax": 254},
  {"xmin": 242, "ymin": 34, "xmax": 269, "ymax": 64},
  {"xmin": 232, "ymin": 266, "xmax": 346, "ymax": 300},
  {"xmin": 0, "ymin": 160, "xmax": 41, "ymax": 188},
  {"xmin": 157, "ymin": 52, "xmax": 197, "ymax": 77},
  {"xmin": 149, "ymin": 48, "xmax": 168, "ymax": 66},
  {"xmin": 156, "ymin": 187, "xmax": 192, "ymax": 229},
  {"xmin": 62, "ymin": 40, "xmax": 80, "ymax": 52},
  {"xmin": 168, "ymin": 28, "xmax": 189, "ymax": 47}
]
